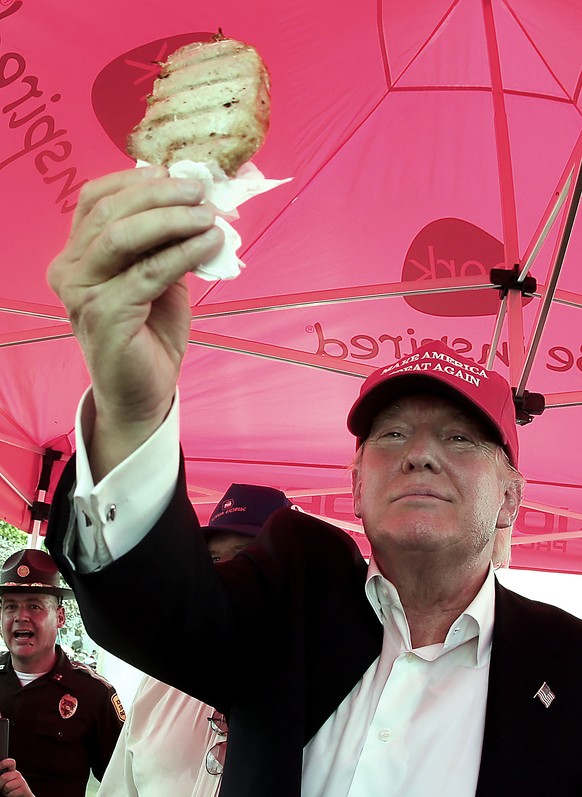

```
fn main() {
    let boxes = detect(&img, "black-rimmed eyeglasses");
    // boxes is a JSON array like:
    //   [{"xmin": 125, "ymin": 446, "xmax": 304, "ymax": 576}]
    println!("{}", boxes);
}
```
[{"xmin": 206, "ymin": 710, "xmax": 228, "ymax": 775}]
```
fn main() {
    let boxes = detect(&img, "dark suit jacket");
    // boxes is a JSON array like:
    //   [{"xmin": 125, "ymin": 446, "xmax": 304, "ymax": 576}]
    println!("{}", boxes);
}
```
[{"xmin": 47, "ymin": 458, "xmax": 582, "ymax": 796}]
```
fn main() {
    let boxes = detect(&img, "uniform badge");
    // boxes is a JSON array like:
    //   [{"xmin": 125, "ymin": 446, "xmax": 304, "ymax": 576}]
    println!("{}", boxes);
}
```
[
  {"xmin": 16, "ymin": 566, "xmax": 29, "ymax": 578},
  {"xmin": 59, "ymin": 694, "xmax": 78, "ymax": 719},
  {"xmin": 111, "ymin": 693, "xmax": 126, "ymax": 722}
]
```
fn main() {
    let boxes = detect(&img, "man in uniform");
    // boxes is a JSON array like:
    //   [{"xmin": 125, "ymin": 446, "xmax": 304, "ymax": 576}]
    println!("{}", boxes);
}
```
[{"xmin": 0, "ymin": 549, "xmax": 125, "ymax": 797}]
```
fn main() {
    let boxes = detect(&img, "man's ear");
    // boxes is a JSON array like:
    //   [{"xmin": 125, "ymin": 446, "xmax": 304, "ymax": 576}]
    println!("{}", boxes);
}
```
[
  {"xmin": 496, "ymin": 482, "xmax": 521, "ymax": 530},
  {"xmin": 352, "ymin": 466, "xmax": 362, "ymax": 519},
  {"xmin": 56, "ymin": 605, "xmax": 66, "ymax": 629}
]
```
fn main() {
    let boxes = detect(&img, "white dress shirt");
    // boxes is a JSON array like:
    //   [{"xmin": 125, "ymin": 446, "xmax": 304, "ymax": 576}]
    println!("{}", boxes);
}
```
[
  {"xmin": 64, "ymin": 389, "xmax": 181, "ymax": 572},
  {"xmin": 67, "ymin": 389, "xmax": 494, "ymax": 796},
  {"xmin": 302, "ymin": 564, "xmax": 493, "ymax": 796},
  {"xmin": 97, "ymin": 675, "xmax": 222, "ymax": 797}
]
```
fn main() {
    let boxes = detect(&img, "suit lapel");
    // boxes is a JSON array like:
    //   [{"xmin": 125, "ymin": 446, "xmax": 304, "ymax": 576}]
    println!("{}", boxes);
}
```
[
  {"xmin": 476, "ymin": 580, "xmax": 565, "ymax": 796},
  {"xmin": 305, "ymin": 551, "xmax": 383, "ymax": 742}
]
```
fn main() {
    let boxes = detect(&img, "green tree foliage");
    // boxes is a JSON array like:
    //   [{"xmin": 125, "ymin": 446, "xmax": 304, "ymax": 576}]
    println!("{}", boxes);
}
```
[{"xmin": 0, "ymin": 521, "xmax": 28, "ymax": 562}]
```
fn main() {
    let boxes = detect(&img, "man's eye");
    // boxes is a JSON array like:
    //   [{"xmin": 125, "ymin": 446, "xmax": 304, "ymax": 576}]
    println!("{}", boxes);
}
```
[{"xmin": 211, "ymin": 555, "xmax": 221, "ymax": 563}]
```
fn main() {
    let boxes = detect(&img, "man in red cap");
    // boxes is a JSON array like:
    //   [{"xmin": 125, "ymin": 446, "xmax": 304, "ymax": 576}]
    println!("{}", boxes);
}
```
[
  {"xmin": 0, "ymin": 549, "xmax": 125, "ymax": 797},
  {"xmin": 44, "ymin": 169, "xmax": 582, "ymax": 797}
]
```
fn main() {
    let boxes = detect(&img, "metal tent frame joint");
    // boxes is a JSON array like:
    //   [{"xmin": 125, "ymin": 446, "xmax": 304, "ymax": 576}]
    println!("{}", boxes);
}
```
[
  {"xmin": 490, "ymin": 265, "xmax": 537, "ymax": 299},
  {"xmin": 512, "ymin": 387, "xmax": 546, "ymax": 426},
  {"xmin": 30, "ymin": 500, "xmax": 51, "ymax": 523}
]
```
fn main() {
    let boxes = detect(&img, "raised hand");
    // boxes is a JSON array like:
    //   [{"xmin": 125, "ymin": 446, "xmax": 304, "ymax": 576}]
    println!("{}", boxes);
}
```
[{"xmin": 47, "ymin": 166, "xmax": 224, "ymax": 479}]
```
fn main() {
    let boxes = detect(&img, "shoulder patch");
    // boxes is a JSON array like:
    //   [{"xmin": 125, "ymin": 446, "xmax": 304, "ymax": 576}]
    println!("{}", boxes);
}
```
[
  {"xmin": 111, "ymin": 693, "xmax": 126, "ymax": 722},
  {"xmin": 70, "ymin": 660, "xmax": 116, "ymax": 688}
]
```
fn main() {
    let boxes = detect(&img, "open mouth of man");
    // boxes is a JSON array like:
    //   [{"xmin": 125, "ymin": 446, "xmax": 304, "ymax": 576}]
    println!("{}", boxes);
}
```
[{"xmin": 13, "ymin": 631, "xmax": 34, "ymax": 642}]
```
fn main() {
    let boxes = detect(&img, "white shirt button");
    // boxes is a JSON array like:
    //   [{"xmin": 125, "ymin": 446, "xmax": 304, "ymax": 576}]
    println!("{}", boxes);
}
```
[
  {"xmin": 405, "ymin": 652, "xmax": 415, "ymax": 663},
  {"xmin": 379, "ymin": 729, "xmax": 392, "ymax": 742}
]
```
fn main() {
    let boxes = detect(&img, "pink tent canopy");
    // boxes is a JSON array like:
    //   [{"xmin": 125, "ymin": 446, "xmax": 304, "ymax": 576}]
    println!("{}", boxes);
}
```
[{"xmin": 1, "ymin": 0, "xmax": 581, "ymax": 572}]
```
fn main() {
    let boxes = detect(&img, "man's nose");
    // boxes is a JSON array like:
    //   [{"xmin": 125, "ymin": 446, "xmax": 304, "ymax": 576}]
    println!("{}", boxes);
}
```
[{"xmin": 401, "ymin": 433, "xmax": 442, "ymax": 473}]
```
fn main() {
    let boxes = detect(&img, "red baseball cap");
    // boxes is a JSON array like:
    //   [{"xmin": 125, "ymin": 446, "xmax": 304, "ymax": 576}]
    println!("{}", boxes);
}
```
[{"xmin": 346, "ymin": 340, "xmax": 519, "ymax": 466}]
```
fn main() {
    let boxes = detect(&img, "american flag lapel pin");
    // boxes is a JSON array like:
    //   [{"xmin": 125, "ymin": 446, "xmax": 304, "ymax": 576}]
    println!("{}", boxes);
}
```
[{"xmin": 533, "ymin": 682, "xmax": 556, "ymax": 708}]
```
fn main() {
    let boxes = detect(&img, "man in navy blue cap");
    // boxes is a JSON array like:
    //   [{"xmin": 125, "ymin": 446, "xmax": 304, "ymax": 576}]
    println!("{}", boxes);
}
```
[
  {"xmin": 97, "ymin": 483, "xmax": 293, "ymax": 797},
  {"xmin": 203, "ymin": 483, "xmax": 293, "ymax": 562}
]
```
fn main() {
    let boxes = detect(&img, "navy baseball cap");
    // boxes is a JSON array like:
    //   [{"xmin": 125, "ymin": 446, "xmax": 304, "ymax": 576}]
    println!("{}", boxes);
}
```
[{"xmin": 202, "ymin": 483, "xmax": 293, "ymax": 539}]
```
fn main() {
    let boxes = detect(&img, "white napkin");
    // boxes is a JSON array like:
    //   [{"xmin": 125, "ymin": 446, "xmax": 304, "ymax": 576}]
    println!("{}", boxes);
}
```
[{"xmin": 136, "ymin": 159, "xmax": 291, "ymax": 281}]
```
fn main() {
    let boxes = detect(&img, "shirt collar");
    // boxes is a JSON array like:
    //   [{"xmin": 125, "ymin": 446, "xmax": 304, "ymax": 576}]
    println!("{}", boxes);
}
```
[{"xmin": 365, "ymin": 560, "xmax": 495, "ymax": 667}]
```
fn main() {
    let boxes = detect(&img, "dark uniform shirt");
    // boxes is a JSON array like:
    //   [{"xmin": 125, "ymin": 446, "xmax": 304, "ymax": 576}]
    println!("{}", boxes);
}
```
[{"xmin": 0, "ymin": 645, "xmax": 125, "ymax": 797}]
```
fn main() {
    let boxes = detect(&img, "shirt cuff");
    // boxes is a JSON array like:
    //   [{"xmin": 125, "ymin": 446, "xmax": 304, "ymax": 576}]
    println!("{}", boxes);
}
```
[{"xmin": 71, "ymin": 388, "xmax": 180, "ymax": 572}]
